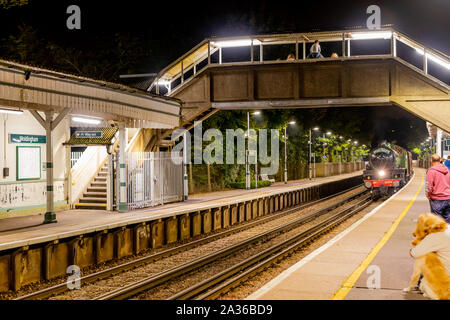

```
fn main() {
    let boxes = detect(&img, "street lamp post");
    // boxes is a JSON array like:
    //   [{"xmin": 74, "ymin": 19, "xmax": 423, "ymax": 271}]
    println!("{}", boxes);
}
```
[
  {"xmin": 284, "ymin": 126, "xmax": 287, "ymax": 184},
  {"xmin": 283, "ymin": 121, "xmax": 296, "ymax": 184},
  {"xmin": 309, "ymin": 129, "xmax": 312, "ymax": 180},
  {"xmin": 246, "ymin": 111, "xmax": 250, "ymax": 190},
  {"xmin": 309, "ymin": 127, "xmax": 319, "ymax": 180},
  {"xmin": 246, "ymin": 111, "xmax": 262, "ymax": 190}
]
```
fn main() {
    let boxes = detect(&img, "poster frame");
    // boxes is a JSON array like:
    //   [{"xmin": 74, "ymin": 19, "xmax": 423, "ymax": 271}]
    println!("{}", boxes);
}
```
[{"xmin": 16, "ymin": 146, "xmax": 41, "ymax": 181}]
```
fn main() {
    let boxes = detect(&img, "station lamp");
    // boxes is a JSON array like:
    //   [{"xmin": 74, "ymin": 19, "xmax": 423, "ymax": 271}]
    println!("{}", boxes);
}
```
[
  {"xmin": 72, "ymin": 116, "xmax": 102, "ymax": 125},
  {"xmin": 0, "ymin": 107, "xmax": 23, "ymax": 115},
  {"xmin": 211, "ymin": 39, "xmax": 262, "ymax": 48},
  {"xmin": 415, "ymin": 48, "xmax": 450, "ymax": 70},
  {"xmin": 349, "ymin": 31, "xmax": 392, "ymax": 40}
]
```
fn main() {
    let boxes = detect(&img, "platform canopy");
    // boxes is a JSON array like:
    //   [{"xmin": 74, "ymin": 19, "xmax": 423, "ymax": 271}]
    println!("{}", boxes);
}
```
[
  {"xmin": 63, "ymin": 127, "xmax": 119, "ymax": 147},
  {"xmin": 0, "ymin": 59, "xmax": 182, "ymax": 128}
]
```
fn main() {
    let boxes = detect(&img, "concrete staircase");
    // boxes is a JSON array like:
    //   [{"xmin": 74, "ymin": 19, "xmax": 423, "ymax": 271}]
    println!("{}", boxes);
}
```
[{"xmin": 75, "ymin": 164, "xmax": 108, "ymax": 210}]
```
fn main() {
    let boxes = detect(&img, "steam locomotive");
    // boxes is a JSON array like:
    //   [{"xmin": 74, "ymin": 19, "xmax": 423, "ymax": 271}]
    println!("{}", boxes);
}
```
[{"xmin": 363, "ymin": 143, "xmax": 413, "ymax": 199}]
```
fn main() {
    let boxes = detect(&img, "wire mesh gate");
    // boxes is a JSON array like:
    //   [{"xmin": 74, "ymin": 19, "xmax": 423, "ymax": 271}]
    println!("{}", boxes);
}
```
[{"xmin": 117, "ymin": 151, "xmax": 183, "ymax": 210}]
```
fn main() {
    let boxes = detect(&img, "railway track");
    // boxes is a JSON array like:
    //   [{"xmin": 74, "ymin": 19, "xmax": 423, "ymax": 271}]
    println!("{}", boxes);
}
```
[
  {"xmin": 171, "ymin": 197, "xmax": 372, "ymax": 300},
  {"xmin": 94, "ymin": 192, "xmax": 371, "ymax": 300},
  {"xmin": 16, "ymin": 185, "xmax": 366, "ymax": 300}
]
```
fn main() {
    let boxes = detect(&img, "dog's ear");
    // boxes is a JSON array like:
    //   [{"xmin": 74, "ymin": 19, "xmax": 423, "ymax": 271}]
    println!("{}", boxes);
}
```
[{"xmin": 424, "ymin": 213, "xmax": 447, "ymax": 234}]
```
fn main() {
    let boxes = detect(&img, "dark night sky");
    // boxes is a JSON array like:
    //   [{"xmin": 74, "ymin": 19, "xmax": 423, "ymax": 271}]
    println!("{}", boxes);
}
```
[
  {"xmin": 1, "ymin": 0, "xmax": 449, "ymax": 72},
  {"xmin": 0, "ymin": 0, "xmax": 448, "ymax": 148}
]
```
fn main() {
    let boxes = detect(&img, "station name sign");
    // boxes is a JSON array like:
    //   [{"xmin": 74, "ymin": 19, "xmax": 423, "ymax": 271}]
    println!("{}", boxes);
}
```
[
  {"xmin": 75, "ymin": 131, "xmax": 103, "ymax": 138},
  {"xmin": 9, "ymin": 134, "xmax": 46, "ymax": 144}
]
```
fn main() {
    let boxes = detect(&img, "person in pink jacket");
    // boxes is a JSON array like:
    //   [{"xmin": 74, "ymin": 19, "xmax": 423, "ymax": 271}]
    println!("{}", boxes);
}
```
[{"xmin": 426, "ymin": 154, "xmax": 450, "ymax": 223}]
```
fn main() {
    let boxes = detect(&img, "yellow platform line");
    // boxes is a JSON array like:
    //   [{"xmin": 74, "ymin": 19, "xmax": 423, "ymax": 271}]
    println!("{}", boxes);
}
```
[{"xmin": 330, "ymin": 173, "xmax": 425, "ymax": 300}]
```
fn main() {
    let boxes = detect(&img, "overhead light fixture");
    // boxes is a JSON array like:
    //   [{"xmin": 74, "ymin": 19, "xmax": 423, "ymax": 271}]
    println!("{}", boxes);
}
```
[
  {"xmin": 289, "ymin": 121, "xmax": 296, "ymax": 125},
  {"xmin": 350, "ymin": 31, "xmax": 392, "ymax": 40},
  {"xmin": 0, "ymin": 107, "xmax": 23, "ymax": 115},
  {"xmin": 72, "ymin": 116, "xmax": 101, "ymax": 125},
  {"xmin": 313, "ymin": 127, "xmax": 319, "ymax": 131},
  {"xmin": 211, "ymin": 39, "xmax": 261, "ymax": 48},
  {"xmin": 326, "ymin": 131, "xmax": 332, "ymax": 135},
  {"xmin": 156, "ymin": 79, "xmax": 171, "ymax": 86},
  {"xmin": 252, "ymin": 111, "xmax": 261, "ymax": 115}
]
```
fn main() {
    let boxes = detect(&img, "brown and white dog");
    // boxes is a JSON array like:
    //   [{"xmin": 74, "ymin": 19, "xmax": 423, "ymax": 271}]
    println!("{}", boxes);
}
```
[{"xmin": 404, "ymin": 213, "xmax": 450, "ymax": 300}]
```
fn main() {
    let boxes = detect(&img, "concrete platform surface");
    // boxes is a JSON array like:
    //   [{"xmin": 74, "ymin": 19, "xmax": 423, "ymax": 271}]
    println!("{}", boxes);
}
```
[
  {"xmin": 247, "ymin": 168, "xmax": 432, "ymax": 300},
  {"xmin": 0, "ymin": 171, "xmax": 361, "ymax": 251}
]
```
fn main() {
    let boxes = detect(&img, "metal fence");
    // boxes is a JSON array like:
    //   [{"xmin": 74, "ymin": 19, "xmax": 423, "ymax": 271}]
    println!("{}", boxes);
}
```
[{"xmin": 125, "ymin": 151, "xmax": 183, "ymax": 209}]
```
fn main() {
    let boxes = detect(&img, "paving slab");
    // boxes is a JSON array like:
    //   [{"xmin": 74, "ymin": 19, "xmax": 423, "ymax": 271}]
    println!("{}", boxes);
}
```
[{"xmin": 248, "ymin": 168, "xmax": 428, "ymax": 300}]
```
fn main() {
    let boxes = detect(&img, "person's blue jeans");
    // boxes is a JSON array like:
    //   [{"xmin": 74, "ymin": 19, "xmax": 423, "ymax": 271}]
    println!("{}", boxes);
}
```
[
  {"xmin": 307, "ymin": 52, "xmax": 323, "ymax": 59},
  {"xmin": 429, "ymin": 199, "xmax": 450, "ymax": 223}
]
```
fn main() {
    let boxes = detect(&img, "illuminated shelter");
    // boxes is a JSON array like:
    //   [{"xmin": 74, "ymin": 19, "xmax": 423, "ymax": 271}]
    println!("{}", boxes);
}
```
[{"xmin": 0, "ymin": 59, "xmax": 181, "ymax": 223}]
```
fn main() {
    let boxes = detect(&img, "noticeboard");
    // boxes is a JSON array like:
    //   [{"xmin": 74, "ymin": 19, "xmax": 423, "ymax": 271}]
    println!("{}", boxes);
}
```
[{"xmin": 16, "ymin": 146, "xmax": 41, "ymax": 181}]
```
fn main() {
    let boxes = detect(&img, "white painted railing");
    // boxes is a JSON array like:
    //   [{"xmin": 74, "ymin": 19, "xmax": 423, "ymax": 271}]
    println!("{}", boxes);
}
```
[{"xmin": 70, "ymin": 129, "xmax": 142, "ymax": 206}]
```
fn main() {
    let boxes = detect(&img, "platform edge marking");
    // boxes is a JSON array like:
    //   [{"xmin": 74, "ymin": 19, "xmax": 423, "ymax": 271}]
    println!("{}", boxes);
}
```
[
  {"xmin": 330, "ymin": 173, "xmax": 424, "ymax": 300},
  {"xmin": 246, "ymin": 171, "xmax": 417, "ymax": 300}
]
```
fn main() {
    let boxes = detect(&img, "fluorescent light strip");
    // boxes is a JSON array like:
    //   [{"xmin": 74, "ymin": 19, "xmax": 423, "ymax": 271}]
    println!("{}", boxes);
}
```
[
  {"xmin": 350, "ymin": 31, "xmax": 392, "ymax": 40},
  {"xmin": 427, "ymin": 54, "xmax": 450, "ymax": 70},
  {"xmin": 211, "ymin": 39, "xmax": 262, "ymax": 48},
  {"xmin": 0, "ymin": 108, "xmax": 23, "ymax": 115},
  {"xmin": 72, "ymin": 116, "xmax": 102, "ymax": 125},
  {"xmin": 156, "ymin": 80, "xmax": 171, "ymax": 86},
  {"xmin": 415, "ymin": 48, "xmax": 450, "ymax": 70}
]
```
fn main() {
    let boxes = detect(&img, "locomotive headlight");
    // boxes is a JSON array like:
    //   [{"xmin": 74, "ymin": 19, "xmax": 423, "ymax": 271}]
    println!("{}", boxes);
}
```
[{"xmin": 378, "ymin": 170, "xmax": 385, "ymax": 177}]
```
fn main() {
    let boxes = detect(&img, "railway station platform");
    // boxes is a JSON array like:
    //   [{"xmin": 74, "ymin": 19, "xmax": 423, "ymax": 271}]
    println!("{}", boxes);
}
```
[
  {"xmin": 0, "ymin": 171, "xmax": 361, "ymax": 249},
  {"xmin": 0, "ymin": 171, "xmax": 364, "ymax": 293},
  {"xmin": 248, "ymin": 168, "xmax": 431, "ymax": 300}
]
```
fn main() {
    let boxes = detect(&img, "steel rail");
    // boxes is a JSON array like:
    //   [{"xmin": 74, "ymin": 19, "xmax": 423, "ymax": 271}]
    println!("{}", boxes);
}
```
[
  {"xmin": 94, "ymin": 190, "xmax": 369, "ymax": 300},
  {"xmin": 170, "ymin": 197, "xmax": 372, "ymax": 300},
  {"xmin": 15, "ymin": 184, "xmax": 363, "ymax": 300}
]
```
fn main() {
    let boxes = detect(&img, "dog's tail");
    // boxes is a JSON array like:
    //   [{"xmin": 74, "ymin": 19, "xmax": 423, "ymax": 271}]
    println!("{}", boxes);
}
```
[{"xmin": 424, "ymin": 253, "xmax": 450, "ymax": 300}]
